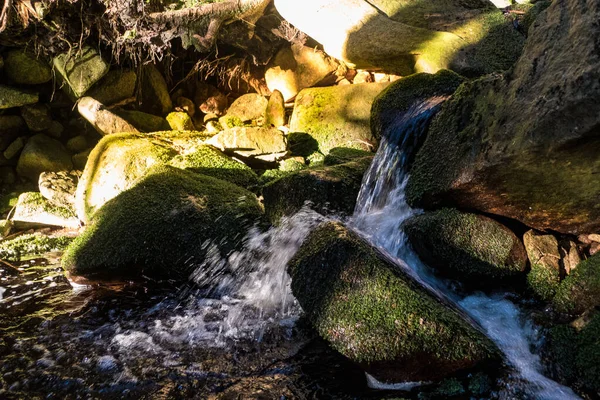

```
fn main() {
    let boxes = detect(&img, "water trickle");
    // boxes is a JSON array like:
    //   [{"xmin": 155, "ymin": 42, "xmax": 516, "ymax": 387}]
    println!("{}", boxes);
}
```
[{"xmin": 350, "ymin": 97, "xmax": 580, "ymax": 399}]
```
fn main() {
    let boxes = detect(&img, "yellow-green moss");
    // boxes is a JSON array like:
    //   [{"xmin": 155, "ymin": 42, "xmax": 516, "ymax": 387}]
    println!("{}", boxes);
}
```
[
  {"xmin": 324, "ymin": 147, "xmax": 374, "ymax": 166},
  {"xmin": 553, "ymin": 254, "xmax": 600, "ymax": 315},
  {"xmin": 166, "ymin": 111, "xmax": 195, "ymax": 131},
  {"xmin": 0, "ymin": 233, "xmax": 73, "ymax": 262}
]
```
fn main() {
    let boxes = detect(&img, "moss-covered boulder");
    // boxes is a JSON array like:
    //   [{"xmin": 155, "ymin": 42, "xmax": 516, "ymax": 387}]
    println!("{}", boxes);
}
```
[
  {"xmin": 166, "ymin": 111, "xmax": 195, "ymax": 131},
  {"xmin": 12, "ymin": 192, "xmax": 79, "ymax": 228},
  {"xmin": 0, "ymin": 233, "xmax": 73, "ymax": 262},
  {"xmin": 75, "ymin": 133, "xmax": 177, "ymax": 223},
  {"xmin": 115, "ymin": 110, "xmax": 171, "ymax": 133},
  {"xmin": 263, "ymin": 156, "xmax": 372, "ymax": 223},
  {"xmin": 403, "ymin": 209, "xmax": 527, "ymax": 288},
  {"xmin": 16, "ymin": 134, "xmax": 73, "ymax": 182},
  {"xmin": 4, "ymin": 50, "xmax": 52, "ymax": 85},
  {"xmin": 553, "ymin": 254, "xmax": 600, "ymax": 316},
  {"xmin": 547, "ymin": 312, "xmax": 600, "ymax": 394},
  {"xmin": 87, "ymin": 70, "xmax": 137, "ymax": 105},
  {"xmin": 288, "ymin": 221, "xmax": 499, "ymax": 382},
  {"xmin": 523, "ymin": 230, "xmax": 561, "ymax": 301},
  {"xmin": 139, "ymin": 65, "xmax": 172, "ymax": 116},
  {"xmin": 222, "ymin": 93, "xmax": 268, "ymax": 124},
  {"xmin": 62, "ymin": 165, "xmax": 263, "ymax": 282},
  {"xmin": 406, "ymin": 0, "xmax": 600, "ymax": 235},
  {"xmin": 205, "ymin": 126, "xmax": 287, "ymax": 159},
  {"xmin": 53, "ymin": 47, "xmax": 110, "ymax": 99},
  {"xmin": 0, "ymin": 85, "xmax": 38, "ymax": 109},
  {"xmin": 169, "ymin": 145, "xmax": 258, "ymax": 188},
  {"xmin": 289, "ymin": 83, "xmax": 389, "ymax": 155},
  {"xmin": 323, "ymin": 147, "xmax": 373, "ymax": 166}
]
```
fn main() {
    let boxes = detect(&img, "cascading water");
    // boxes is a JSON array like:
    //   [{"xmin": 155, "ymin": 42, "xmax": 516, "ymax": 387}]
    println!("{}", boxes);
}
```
[{"xmin": 350, "ymin": 97, "xmax": 580, "ymax": 400}]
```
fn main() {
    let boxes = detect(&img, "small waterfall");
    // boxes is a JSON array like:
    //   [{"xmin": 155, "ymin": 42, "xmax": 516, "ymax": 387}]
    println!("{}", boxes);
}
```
[{"xmin": 350, "ymin": 97, "xmax": 580, "ymax": 399}]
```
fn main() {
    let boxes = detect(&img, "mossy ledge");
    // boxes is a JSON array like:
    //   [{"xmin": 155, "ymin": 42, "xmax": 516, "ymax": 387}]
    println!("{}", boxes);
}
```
[{"xmin": 553, "ymin": 254, "xmax": 600, "ymax": 316}]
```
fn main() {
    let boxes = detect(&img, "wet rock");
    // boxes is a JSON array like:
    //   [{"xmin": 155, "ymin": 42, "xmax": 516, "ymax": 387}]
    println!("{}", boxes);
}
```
[
  {"xmin": 0, "ymin": 232, "xmax": 73, "ymax": 262},
  {"xmin": 289, "ymin": 83, "xmax": 388, "ymax": 154},
  {"xmin": 139, "ymin": 65, "xmax": 172, "ymax": 116},
  {"xmin": 16, "ymin": 134, "xmax": 73, "ymax": 182},
  {"xmin": 288, "ymin": 221, "xmax": 499, "ymax": 383},
  {"xmin": 4, "ymin": 50, "xmax": 52, "ymax": 85},
  {"xmin": 523, "ymin": 230, "xmax": 561, "ymax": 301},
  {"xmin": 553, "ymin": 254, "xmax": 600, "ymax": 315},
  {"xmin": 12, "ymin": 192, "xmax": 78, "ymax": 228},
  {"xmin": 87, "ymin": 70, "xmax": 137, "ymax": 105},
  {"xmin": 21, "ymin": 103, "xmax": 52, "ymax": 132},
  {"xmin": 406, "ymin": 0, "xmax": 600, "ymax": 234},
  {"xmin": 62, "ymin": 165, "xmax": 263, "ymax": 282},
  {"xmin": 53, "ymin": 47, "xmax": 110, "ymax": 98},
  {"xmin": 75, "ymin": 133, "xmax": 177, "ymax": 223},
  {"xmin": 115, "ymin": 110, "xmax": 170, "ymax": 133},
  {"xmin": 169, "ymin": 145, "xmax": 258, "ymax": 188},
  {"xmin": 265, "ymin": 90, "xmax": 285, "ymax": 127},
  {"xmin": 77, "ymin": 97, "xmax": 139, "ymax": 136},
  {"xmin": 265, "ymin": 44, "xmax": 338, "ymax": 101},
  {"xmin": 166, "ymin": 112, "xmax": 195, "ymax": 131},
  {"xmin": 403, "ymin": 209, "xmax": 527, "ymax": 288},
  {"xmin": 263, "ymin": 156, "xmax": 372, "ymax": 223},
  {"xmin": 206, "ymin": 126, "xmax": 286, "ymax": 158},
  {"xmin": 3, "ymin": 137, "xmax": 25, "ymax": 160},
  {"xmin": 222, "ymin": 93, "xmax": 268, "ymax": 125},
  {"xmin": 39, "ymin": 171, "xmax": 79, "ymax": 209},
  {"xmin": 0, "ymin": 85, "xmax": 38, "ymax": 109}
]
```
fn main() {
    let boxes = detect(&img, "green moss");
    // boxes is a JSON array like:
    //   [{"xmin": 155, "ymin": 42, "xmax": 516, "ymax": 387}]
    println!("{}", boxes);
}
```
[
  {"xmin": 0, "ymin": 192, "xmax": 19, "ymax": 215},
  {"xmin": 4, "ymin": 50, "xmax": 52, "ymax": 85},
  {"xmin": 520, "ymin": 1, "xmax": 551, "ymax": 35},
  {"xmin": 288, "ymin": 222, "xmax": 499, "ymax": 382},
  {"xmin": 116, "ymin": 110, "xmax": 170, "ymax": 132},
  {"xmin": 0, "ymin": 233, "xmax": 73, "ymax": 262},
  {"xmin": 20, "ymin": 192, "xmax": 76, "ymax": 220},
  {"xmin": 553, "ymin": 254, "xmax": 600, "ymax": 315},
  {"xmin": 166, "ymin": 111, "xmax": 195, "ymax": 131},
  {"xmin": 324, "ymin": 147, "xmax": 374, "ymax": 166},
  {"xmin": 287, "ymin": 132, "xmax": 319, "ymax": 157},
  {"xmin": 527, "ymin": 262, "xmax": 560, "ymax": 302},
  {"xmin": 467, "ymin": 372, "xmax": 492, "ymax": 396},
  {"xmin": 403, "ymin": 209, "xmax": 526, "ymax": 287},
  {"xmin": 63, "ymin": 165, "xmax": 263, "ymax": 281},
  {"xmin": 169, "ymin": 145, "xmax": 258, "ymax": 188},
  {"xmin": 218, "ymin": 115, "xmax": 245, "ymax": 129}
]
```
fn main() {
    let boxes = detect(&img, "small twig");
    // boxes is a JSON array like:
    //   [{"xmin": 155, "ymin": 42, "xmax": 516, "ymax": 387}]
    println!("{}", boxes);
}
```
[{"xmin": 0, "ymin": 0, "xmax": 13, "ymax": 33}]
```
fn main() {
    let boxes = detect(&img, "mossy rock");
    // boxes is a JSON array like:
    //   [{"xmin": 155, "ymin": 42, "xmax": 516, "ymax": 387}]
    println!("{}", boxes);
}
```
[
  {"xmin": 166, "ymin": 111, "xmax": 195, "ymax": 131},
  {"xmin": 16, "ymin": 134, "xmax": 73, "ymax": 182},
  {"xmin": 62, "ymin": 165, "xmax": 263, "ymax": 282},
  {"xmin": 523, "ymin": 230, "xmax": 561, "ymax": 301},
  {"xmin": 75, "ymin": 133, "xmax": 177, "ymax": 223},
  {"xmin": 87, "ymin": 70, "xmax": 137, "ymax": 105},
  {"xmin": 12, "ymin": 192, "xmax": 78, "ymax": 228},
  {"xmin": 139, "ymin": 65, "xmax": 173, "ymax": 116},
  {"xmin": 324, "ymin": 147, "xmax": 373, "ymax": 166},
  {"xmin": 169, "ymin": 145, "xmax": 258, "ymax": 188},
  {"xmin": 116, "ymin": 110, "xmax": 171, "ymax": 133},
  {"xmin": 53, "ymin": 47, "xmax": 110, "ymax": 99},
  {"xmin": 288, "ymin": 221, "xmax": 499, "ymax": 383},
  {"xmin": 553, "ymin": 254, "xmax": 600, "ymax": 316},
  {"xmin": 0, "ymin": 85, "xmax": 38, "ymax": 109},
  {"xmin": 4, "ymin": 50, "xmax": 52, "ymax": 85},
  {"xmin": 262, "ymin": 156, "xmax": 372, "ymax": 223},
  {"xmin": 403, "ymin": 209, "xmax": 527, "ymax": 288},
  {"xmin": 0, "ymin": 233, "xmax": 73, "ymax": 262}
]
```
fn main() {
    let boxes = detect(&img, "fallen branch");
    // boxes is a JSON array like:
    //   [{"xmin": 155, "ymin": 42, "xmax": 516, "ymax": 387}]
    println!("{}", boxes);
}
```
[{"xmin": 0, "ymin": 258, "xmax": 21, "ymax": 274}]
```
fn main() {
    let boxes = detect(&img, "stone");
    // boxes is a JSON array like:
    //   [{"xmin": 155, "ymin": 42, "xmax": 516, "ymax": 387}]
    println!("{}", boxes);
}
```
[
  {"xmin": 78, "ymin": 97, "xmax": 139, "ymax": 136},
  {"xmin": 66, "ymin": 135, "xmax": 89, "ymax": 153},
  {"xmin": 53, "ymin": 47, "xmax": 110, "ymax": 98},
  {"xmin": 62, "ymin": 165, "xmax": 263, "ymax": 282},
  {"xmin": 4, "ymin": 50, "xmax": 52, "ymax": 85},
  {"xmin": 288, "ymin": 221, "xmax": 499, "ymax": 382},
  {"xmin": 87, "ymin": 70, "xmax": 137, "ymax": 105},
  {"xmin": 406, "ymin": 0, "xmax": 600, "ymax": 234},
  {"xmin": 265, "ymin": 90, "xmax": 286, "ymax": 127},
  {"xmin": 39, "ymin": 171, "xmax": 79, "ymax": 209},
  {"xmin": 289, "ymin": 83, "xmax": 389, "ymax": 154},
  {"xmin": 72, "ymin": 149, "xmax": 91, "ymax": 170},
  {"xmin": 0, "ymin": 85, "xmax": 38, "ymax": 109},
  {"xmin": 16, "ymin": 134, "xmax": 73, "ymax": 182},
  {"xmin": 404, "ymin": 209, "xmax": 527, "ymax": 288},
  {"xmin": 139, "ymin": 65, "xmax": 172, "ymax": 116},
  {"xmin": 553, "ymin": 254, "xmax": 600, "ymax": 315},
  {"xmin": 523, "ymin": 230, "xmax": 561, "ymax": 301},
  {"xmin": 0, "ymin": 116, "xmax": 25, "ymax": 152},
  {"xmin": 75, "ymin": 133, "xmax": 177, "ymax": 223},
  {"xmin": 263, "ymin": 156, "xmax": 372, "ymax": 223},
  {"xmin": 3, "ymin": 137, "xmax": 25, "ymax": 160},
  {"xmin": 20, "ymin": 103, "xmax": 52, "ymax": 131},
  {"xmin": 12, "ymin": 192, "xmax": 79, "ymax": 228},
  {"xmin": 46, "ymin": 121, "xmax": 64, "ymax": 138},
  {"xmin": 265, "ymin": 44, "xmax": 339, "ymax": 101},
  {"xmin": 115, "ymin": 110, "xmax": 170, "ymax": 133},
  {"xmin": 169, "ymin": 145, "xmax": 258, "ymax": 188},
  {"xmin": 560, "ymin": 240, "xmax": 582, "ymax": 276},
  {"xmin": 0, "ymin": 167, "xmax": 16, "ymax": 185},
  {"xmin": 323, "ymin": 147, "xmax": 373, "ymax": 166},
  {"xmin": 0, "ymin": 233, "xmax": 74, "ymax": 262},
  {"xmin": 274, "ymin": 0, "xmax": 524, "ymax": 76},
  {"xmin": 223, "ymin": 93, "xmax": 268, "ymax": 124},
  {"xmin": 206, "ymin": 126, "xmax": 287, "ymax": 158},
  {"xmin": 166, "ymin": 112, "xmax": 195, "ymax": 131},
  {"xmin": 353, "ymin": 70, "xmax": 373, "ymax": 84}
]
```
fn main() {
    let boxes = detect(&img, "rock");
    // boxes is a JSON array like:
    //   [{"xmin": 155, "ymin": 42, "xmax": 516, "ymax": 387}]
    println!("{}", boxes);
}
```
[
  {"xmin": 0, "ymin": 85, "xmax": 38, "ymax": 109},
  {"xmin": 72, "ymin": 149, "xmax": 91, "ymax": 170},
  {"xmin": 87, "ymin": 70, "xmax": 137, "ymax": 105},
  {"xmin": 0, "ymin": 166, "xmax": 16, "ymax": 185},
  {"xmin": 16, "ymin": 134, "xmax": 73, "ymax": 182},
  {"xmin": 560, "ymin": 240, "xmax": 582, "ymax": 276},
  {"xmin": 403, "ymin": 209, "xmax": 527, "ymax": 288},
  {"xmin": 53, "ymin": 47, "xmax": 110, "ymax": 98},
  {"xmin": 406, "ymin": 0, "xmax": 600, "ymax": 234},
  {"xmin": 206, "ymin": 126, "xmax": 286, "ymax": 158},
  {"xmin": 223, "ymin": 93, "xmax": 268, "ymax": 124},
  {"xmin": 274, "ymin": 0, "xmax": 523, "ymax": 76},
  {"xmin": 46, "ymin": 121, "xmax": 64, "ymax": 138},
  {"xmin": 62, "ymin": 165, "xmax": 263, "ymax": 282},
  {"xmin": 323, "ymin": 147, "xmax": 373, "ymax": 166},
  {"xmin": 0, "ymin": 233, "xmax": 74, "ymax": 262},
  {"xmin": 169, "ymin": 145, "xmax": 258, "ymax": 188},
  {"xmin": 139, "ymin": 65, "xmax": 172, "ymax": 116},
  {"xmin": 75, "ymin": 132, "xmax": 177, "ymax": 223},
  {"xmin": 115, "ymin": 110, "xmax": 171, "ymax": 133},
  {"xmin": 166, "ymin": 112, "xmax": 195, "ymax": 131},
  {"xmin": 263, "ymin": 157, "xmax": 372, "ymax": 223},
  {"xmin": 523, "ymin": 230, "xmax": 561, "ymax": 301},
  {"xmin": 3, "ymin": 137, "xmax": 25, "ymax": 160},
  {"xmin": 288, "ymin": 221, "xmax": 499, "ymax": 382},
  {"xmin": 290, "ymin": 83, "xmax": 389, "ymax": 154},
  {"xmin": 264, "ymin": 90, "xmax": 285, "ymax": 127},
  {"xmin": 553, "ymin": 254, "xmax": 600, "ymax": 315},
  {"xmin": 0, "ymin": 116, "xmax": 25, "ymax": 152},
  {"xmin": 353, "ymin": 70, "xmax": 373, "ymax": 84},
  {"xmin": 12, "ymin": 192, "xmax": 79, "ymax": 228},
  {"xmin": 38, "ymin": 171, "xmax": 79, "ymax": 209},
  {"xmin": 66, "ymin": 135, "xmax": 89, "ymax": 153},
  {"xmin": 265, "ymin": 44, "xmax": 338, "ymax": 101},
  {"xmin": 77, "ymin": 97, "xmax": 139, "ymax": 136},
  {"xmin": 4, "ymin": 50, "xmax": 52, "ymax": 85},
  {"xmin": 20, "ymin": 103, "xmax": 52, "ymax": 132}
]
